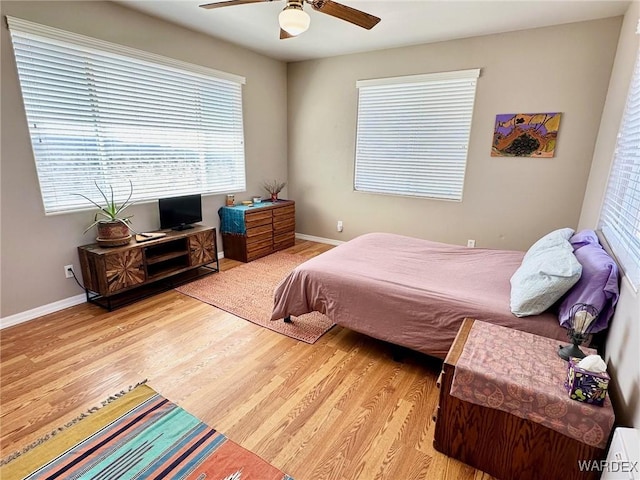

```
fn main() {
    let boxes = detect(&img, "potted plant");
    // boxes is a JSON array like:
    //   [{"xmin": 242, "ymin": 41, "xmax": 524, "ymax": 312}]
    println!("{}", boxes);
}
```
[
  {"xmin": 263, "ymin": 180, "xmax": 286, "ymax": 202},
  {"xmin": 77, "ymin": 180, "xmax": 134, "ymax": 247}
]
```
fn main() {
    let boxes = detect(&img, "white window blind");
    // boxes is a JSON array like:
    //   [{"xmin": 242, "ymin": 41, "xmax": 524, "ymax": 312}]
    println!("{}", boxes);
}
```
[
  {"xmin": 599, "ymin": 46, "xmax": 640, "ymax": 289},
  {"xmin": 354, "ymin": 69, "xmax": 480, "ymax": 201},
  {"xmin": 7, "ymin": 16, "xmax": 246, "ymax": 214}
]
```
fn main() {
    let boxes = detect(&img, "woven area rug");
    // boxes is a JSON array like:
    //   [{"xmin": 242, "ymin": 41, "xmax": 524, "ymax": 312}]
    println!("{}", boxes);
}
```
[
  {"xmin": 176, "ymin": 252, "xmax": 335, "ymax": 343},
  {"xmin": 1, "ymin": 384, "xmax": 293, "ymax": 480}
]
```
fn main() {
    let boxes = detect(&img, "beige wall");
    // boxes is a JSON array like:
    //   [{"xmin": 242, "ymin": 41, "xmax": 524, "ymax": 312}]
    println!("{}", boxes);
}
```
[
  {"xmin": 287, "ymin": 18, "xmax": 622, "ymax": 251},
  {"xmin": 579, "ymin": 2, "xmax": 640, "ymax": 429},
  {"xmin": 0, "ymin": 0, "xmax": 636, "ymax": 432},
  {"xmin": 0, "ymin": 1, "xmax": 287, "ymax": 317}
]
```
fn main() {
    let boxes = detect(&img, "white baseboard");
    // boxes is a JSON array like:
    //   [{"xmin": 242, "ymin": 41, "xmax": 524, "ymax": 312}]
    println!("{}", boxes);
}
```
[
  {"xmin": 0, "ymin": 293, "xmax": 87, "ymax": 330},
  {"xmin": 0, "ymin": 248, "xmax": 278, "ymax": 330},
  {"xmin": 295, "ymin": 233, "xmax": 345, "ymax": 246},
  {"xmin": 1, "ymin": 251, "xmax": 226, "ymax": 330}
]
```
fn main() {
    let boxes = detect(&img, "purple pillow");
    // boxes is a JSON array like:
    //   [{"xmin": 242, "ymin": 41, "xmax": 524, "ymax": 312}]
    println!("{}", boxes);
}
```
[
  {"xmin": 570, "ymin": 229, "xmax": 599, "ymax": 251},
  {"xmin": 558, "ymin": 243, "xmax": 619, "ymax": 332}
]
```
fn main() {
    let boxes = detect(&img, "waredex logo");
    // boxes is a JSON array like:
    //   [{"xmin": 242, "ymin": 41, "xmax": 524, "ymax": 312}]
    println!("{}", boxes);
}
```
[{"xmin": 578, "ymin": 459, "xmax": 639, "ymax": 473}]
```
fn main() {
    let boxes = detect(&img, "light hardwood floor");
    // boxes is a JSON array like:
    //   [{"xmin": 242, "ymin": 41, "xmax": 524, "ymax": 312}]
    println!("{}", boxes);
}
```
[{"xmin": 0, "ymin": 240, "xmax": 491, "ymax": 479}]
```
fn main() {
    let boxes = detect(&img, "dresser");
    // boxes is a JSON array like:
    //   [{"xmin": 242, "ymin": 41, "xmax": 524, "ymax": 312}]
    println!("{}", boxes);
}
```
[{"xmin": 219, "ymin": 200, "xmax": 295, "ymax": 262}]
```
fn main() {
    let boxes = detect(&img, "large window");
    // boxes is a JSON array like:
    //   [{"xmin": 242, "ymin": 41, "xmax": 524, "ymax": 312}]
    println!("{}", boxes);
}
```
[
  {"xmin": 599, "ymin": 46, "xmax": 640, "ymax": 289},
  {"xmin": 354, "ymin": 69, "xmax": 480, "ymax": 201},
  {"xmin": 7, "ymin": 17, "xmax": 246, "ymax": 214}
]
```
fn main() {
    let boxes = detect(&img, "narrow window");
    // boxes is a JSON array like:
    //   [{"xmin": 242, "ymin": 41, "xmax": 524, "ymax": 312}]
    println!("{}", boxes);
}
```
[{"xmin": 599, "ymin": 46, "xmax": 640, "ymax": 288}]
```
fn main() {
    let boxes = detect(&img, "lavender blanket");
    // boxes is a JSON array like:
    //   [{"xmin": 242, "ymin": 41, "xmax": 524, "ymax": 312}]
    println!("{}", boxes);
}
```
[{"xmin": 271, "ymin": 233, "xmax": 567, "ymax": 359}]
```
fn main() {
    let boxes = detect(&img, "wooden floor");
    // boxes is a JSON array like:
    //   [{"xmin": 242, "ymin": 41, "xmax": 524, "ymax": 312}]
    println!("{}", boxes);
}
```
[{"xmin": 0, "ymin": 240, "xmax": 491, "ymax": 479}]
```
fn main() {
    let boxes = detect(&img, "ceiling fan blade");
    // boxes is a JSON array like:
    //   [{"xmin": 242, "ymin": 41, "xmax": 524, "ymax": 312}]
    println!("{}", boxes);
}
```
[
  {"xmin": 199, "ymin": 0, "xmax": 269, "ymax": 10},
  {"xmin": 280, "ymin": 28, "xmax": 294, "ymax": 39},
  {"xmin": 310, "ymin": 0, "xmax": 380, "ymax": 30}
]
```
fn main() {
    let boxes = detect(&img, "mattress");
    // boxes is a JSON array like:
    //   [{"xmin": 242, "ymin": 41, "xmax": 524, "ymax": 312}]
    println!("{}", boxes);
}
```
[{"xmin": 271, "ymin": 232, "xmax": 567, "ymax": 359}]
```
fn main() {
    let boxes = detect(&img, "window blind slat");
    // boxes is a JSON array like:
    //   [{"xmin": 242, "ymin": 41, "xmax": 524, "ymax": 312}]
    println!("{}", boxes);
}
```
[
  {"xmin": 354, "ymin": 70, "xmax": 479, "ymax": 200},
  {"xmin": 599, "ymin": 46, "xmax": 640, "ymax": 288},
  {"xmin": 8, "ymin": 18, "xmax": 246, "ymax": 215}
]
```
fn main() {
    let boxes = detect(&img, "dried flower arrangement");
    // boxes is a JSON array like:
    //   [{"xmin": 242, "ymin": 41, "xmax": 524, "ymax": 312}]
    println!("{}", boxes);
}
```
[{"xmin": 263, "ymin": 180, "xmax": 286, "ymax": 201}]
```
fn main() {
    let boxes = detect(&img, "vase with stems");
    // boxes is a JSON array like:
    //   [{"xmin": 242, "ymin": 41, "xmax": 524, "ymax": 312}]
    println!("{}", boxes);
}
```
[{"xmin": 263, "ymin": 180, "xmax": 286, "ymax": 203}]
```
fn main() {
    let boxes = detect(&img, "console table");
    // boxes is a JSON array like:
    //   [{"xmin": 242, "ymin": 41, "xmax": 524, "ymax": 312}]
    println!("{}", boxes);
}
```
[
  {"xmin": 434, "ymin": 318, "xmax": 613, "ymax": 480},
  {"xmin": 78, "ymin": 225, "xmax": 218, "ymax": 310},
  {"xmin": 218, "ymin": 200, "xmax": 295, "ymax": 262}
]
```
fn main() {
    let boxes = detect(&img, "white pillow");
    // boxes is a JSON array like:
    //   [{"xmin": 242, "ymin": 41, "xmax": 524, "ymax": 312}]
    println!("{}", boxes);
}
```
[
  {"xmin": 523, "ymin": 227, "xmax": 575, "ymax": 261},
  {"xmin": 510, "ymin": 241, "xmax": 582, "ymax": 317}
]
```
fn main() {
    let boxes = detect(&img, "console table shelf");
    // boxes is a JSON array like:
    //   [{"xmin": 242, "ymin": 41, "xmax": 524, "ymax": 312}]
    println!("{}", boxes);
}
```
[
  {"xmin": 146, "ymin": 250, "xmax": 189, "ymax": 265},
  {"xmin": 78, "ymin": 225, "xmax": 218, "ymax": 310}
]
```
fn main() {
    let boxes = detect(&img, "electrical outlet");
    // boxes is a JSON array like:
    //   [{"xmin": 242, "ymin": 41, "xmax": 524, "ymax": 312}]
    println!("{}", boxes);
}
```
[
  {"xmin": 337, "ymin": 220, "xmax": 343, "ymax": 232},
  {"xmin": 64, "ymin": 264, "xmax": 74, "ymax": 279},
  {"xmin": 467, "ymin": 239, "xmax": 476, "ymax": 248}
]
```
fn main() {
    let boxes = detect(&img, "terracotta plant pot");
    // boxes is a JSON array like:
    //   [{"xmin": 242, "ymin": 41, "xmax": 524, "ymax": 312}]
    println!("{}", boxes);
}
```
[{"xmin": 96, "ymin": 221, "xmax": 131, "ymax": 247}]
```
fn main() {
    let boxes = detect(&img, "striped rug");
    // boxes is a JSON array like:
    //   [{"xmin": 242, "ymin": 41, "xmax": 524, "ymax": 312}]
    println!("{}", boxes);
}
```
[{"xmin": 1, "ymin": 384, "xmax": 293, "ymax": 480}]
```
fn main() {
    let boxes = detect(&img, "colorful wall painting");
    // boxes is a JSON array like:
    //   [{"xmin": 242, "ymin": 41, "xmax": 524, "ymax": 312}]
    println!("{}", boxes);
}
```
[{"xmin": 491, "ymin": 113, "xmax": 561, "ymax": 157}]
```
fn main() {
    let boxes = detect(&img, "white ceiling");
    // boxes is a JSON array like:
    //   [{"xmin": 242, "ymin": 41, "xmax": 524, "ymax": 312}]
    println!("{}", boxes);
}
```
[{"xmin": 117, "ymin": 0, "xmax": 630, "ymax": 62}]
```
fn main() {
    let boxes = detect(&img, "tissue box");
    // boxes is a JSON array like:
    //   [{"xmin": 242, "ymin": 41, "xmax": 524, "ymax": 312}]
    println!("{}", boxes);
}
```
[{"xmin": 565, "ymin": 357, "xmax": 610, "ymax": 406}]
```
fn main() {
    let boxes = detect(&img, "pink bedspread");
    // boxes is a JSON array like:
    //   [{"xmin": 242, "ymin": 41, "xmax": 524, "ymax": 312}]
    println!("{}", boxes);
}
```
[{"xmin": 271, "ymin": 233, "xmax": 568, "ymax": 359}]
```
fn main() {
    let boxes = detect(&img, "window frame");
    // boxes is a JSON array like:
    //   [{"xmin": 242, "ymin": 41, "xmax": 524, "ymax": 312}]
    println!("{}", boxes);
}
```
[
  {"xmin": 598, "ymin": 45, "xmax": 640, "ymax": 290},
  {"xmin": 7, "ymin": 16, "xmax": 247, "ymax": 215},
  {"xmin": 353, "ymin": 69, "xmax": 480, "ymax": 201}
]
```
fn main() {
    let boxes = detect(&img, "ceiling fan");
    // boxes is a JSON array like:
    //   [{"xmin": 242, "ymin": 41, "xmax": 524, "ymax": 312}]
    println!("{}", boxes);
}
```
[{"xmin": 199, "ymin": 0, "xmax": 381, "ymax": 39}]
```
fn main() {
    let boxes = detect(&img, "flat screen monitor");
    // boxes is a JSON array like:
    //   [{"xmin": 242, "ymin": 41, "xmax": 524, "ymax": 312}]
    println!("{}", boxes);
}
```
[{"xmin": 159, "ymin": 194, "xmax": 202, "ymax": 231}]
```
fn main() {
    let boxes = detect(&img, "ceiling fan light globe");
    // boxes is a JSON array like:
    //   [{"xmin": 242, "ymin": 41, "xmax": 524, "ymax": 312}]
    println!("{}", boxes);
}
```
[{"xmin": 279, "ymin": 7, "xmax": 310, "ymax": 36}]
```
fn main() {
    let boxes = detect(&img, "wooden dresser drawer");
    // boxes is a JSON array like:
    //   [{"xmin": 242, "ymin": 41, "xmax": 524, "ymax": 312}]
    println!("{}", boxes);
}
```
[
  {"xmin": 245, "ymin": 210, "xmax": 273, "ymax": 228},
  {"xmin": 247, "ymin": 230, "xmax": 273, "ymax": 245},
  {"xmin": 272, "ymin": 204, "xmax": 295, "ymax": 218},
  {"xmin": 246, "ymin": 223, "xmax": 273, "ymax": 238},
  {"xmin": 274, "ymin": 231, "xmax": 295, "ymax": 250},
  {"xmin": 273, "ymin": 216, "xmax": 295, "ymax": 232},
  {"xmin": 247, "ymin": 236, "xmax": 273, "ymax": 253},
  {"xmin": 247, "ymin": 245, "xmax": 273, "ymax": 261}
]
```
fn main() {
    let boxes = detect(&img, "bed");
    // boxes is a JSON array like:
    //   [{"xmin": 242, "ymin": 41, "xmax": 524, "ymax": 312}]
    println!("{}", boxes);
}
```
[{"xmin": 271, "ymin": 232, "xmax": 569, "ymax": 359}]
